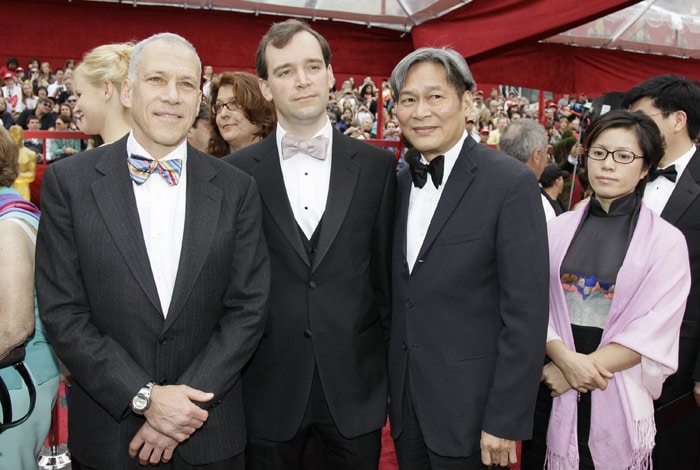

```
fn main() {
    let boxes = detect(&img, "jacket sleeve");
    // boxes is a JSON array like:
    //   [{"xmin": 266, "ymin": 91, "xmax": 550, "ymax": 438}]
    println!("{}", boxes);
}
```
[{"xmin": 481, "ymin": 166, "xmax": 550, "ymax": 440}]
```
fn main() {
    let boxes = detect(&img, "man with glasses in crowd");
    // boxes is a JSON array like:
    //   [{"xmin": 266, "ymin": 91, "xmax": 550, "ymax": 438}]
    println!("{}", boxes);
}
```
[{"xmin": 16, "ymin": 96, "xmax": 56, "ymax": 130}]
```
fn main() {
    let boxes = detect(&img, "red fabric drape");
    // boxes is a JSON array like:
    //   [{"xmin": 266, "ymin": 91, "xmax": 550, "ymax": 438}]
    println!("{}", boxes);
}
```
[
  {"xmin": 3, "ymin": 0, "xmax": 698, "ymax": 95},
  {"xmin": 2, "ymin": 0, "xmax": 413, "ymax": 80},
  {"xmin": 411, "ymin": 0, "xmax": 639, "ymax": 62},
  {"xmin": 469, "ymin": 42, "xmax": 700, "ymax": 96}
]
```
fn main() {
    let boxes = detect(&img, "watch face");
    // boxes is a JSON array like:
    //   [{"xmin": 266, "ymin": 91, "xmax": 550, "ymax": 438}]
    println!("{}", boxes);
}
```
[{"xmin": 133, "ymin": 394, "xmax": 148, "ymax": 410}]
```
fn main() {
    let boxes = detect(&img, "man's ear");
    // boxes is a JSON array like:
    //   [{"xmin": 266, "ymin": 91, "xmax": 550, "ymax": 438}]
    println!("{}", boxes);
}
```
[
  {"xmin": 461, "ymin": 90, "xmax": 473, "ymax": 118},
  {"xmin": 259, "ymin": 78, "xmax": 274, "ymax": 103}
]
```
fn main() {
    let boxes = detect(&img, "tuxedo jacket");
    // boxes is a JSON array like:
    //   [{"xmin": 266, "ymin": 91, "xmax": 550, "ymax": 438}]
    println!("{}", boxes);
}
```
[
  {"xmin": 389, "ymin": 137, "xmax": 550, "ymax": 458},
  {"xmin": 225, "ymin": 129, "xmax": 395, "ymax": 440},
  {"xmin": 35, "ymin": 136, "xmax": 270, "ymax": 468},
  {"xmin": 656, "ymin": 147, "xmax": 700, "ymax": 406}
]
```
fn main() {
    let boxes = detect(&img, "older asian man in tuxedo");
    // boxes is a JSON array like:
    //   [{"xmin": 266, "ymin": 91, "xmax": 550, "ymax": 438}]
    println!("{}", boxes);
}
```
[
  {"xmin": 224, "ymin": 19, "xmax": 395, "ymax": 470},
  {"xmin": 623, "ymin": 74, "xmax": 700, "ymax": 469},
  {"xmin": 389, "ymin": 47, "xmax": 549, "ymax": 469},
  {"xmin": 35, "ymin": 33, "xmax": 269, "ymax": 469}
]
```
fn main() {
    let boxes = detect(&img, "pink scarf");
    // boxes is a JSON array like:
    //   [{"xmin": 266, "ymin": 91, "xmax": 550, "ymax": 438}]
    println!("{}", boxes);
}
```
[{"xmin": 545, "ymin": 202, "xmax": 690, "ymax": 469}]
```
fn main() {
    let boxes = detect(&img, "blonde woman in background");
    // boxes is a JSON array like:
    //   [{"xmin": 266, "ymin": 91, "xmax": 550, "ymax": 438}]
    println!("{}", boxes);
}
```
[{"xmin": 73, "ymin": 42, "xmax": 133, "ymax": 144}]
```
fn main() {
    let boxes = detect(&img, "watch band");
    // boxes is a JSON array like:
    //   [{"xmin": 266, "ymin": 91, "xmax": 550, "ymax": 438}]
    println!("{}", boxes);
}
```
[{"xmin": 130, "ymin": 381, "xmax": 155, "ymax": 415}]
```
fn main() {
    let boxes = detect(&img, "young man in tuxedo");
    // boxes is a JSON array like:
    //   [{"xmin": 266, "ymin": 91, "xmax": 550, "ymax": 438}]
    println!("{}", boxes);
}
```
[
  {"xmin": 388, "ymin": 47, "xmax": 549, "ymax": 469},
  {"xmin": 224, "ymin": 19, "xmax": 395, "ymax": 470},
  {"xmin": 35, "ymin": 33, "xmax": 269, "ymax": 469},
  {"xmin": 623, "ymin": 74, "xmax": 700, "ymax": 469}
]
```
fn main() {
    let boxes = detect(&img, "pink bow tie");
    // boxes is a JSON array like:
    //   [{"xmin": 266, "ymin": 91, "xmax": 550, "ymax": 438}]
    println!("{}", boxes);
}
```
[{"xmin": 281, "ymin": 134, "xmax": 328, "ymax": 160}]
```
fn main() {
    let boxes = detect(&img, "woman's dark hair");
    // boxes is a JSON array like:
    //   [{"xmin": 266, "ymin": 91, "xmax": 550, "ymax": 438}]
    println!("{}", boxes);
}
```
[
  {"xmin": 0, "ymin": 127, "xmax": 19, "ymax": 187},
  {"xmin": 208, "ymin": 72, "xmax": 276, "ymax": 157},
  {"xmin": 584, "ymin": 109, "xmax": 665, "ymax": 194}
]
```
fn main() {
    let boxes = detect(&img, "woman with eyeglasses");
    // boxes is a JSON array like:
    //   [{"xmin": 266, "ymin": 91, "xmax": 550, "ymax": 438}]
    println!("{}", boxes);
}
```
[
  {"xmin": 73, "ymin": 42, "xmax": 133, "ymax": 144},
  {"xmin": 521, "ymin": 110, "xmax": 691, "ymax": 469},
  {"xmin": 209, "ymin": 71, "xmax": 275, "ymax": 157}
]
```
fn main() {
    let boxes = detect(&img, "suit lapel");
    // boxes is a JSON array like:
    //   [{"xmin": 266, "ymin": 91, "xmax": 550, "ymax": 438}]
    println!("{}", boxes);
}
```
[
  {"xmin": 661, "ymin": 148, "xmax": 700, "ymax": 224},
  {"xmin": 91, "ymin": 137, "xmax": 162, "ymax": 315},
  {"xmin": 312, "ymin": 133, "xmax": 360, "ymax": 272},
  {"xmin": 416, "ymin": 139, "xmax": 477, "ymax": 262},
  {"xmin": 251, "ymin": 135, "xmax": 310, "ymax": 267},
  {"xmin": 165, "ymin": 148, "xmax": 222, "ymax": 327},
  {"xmin": 396, "ymin": 168, "xmax": 412, "ymax": 267}
]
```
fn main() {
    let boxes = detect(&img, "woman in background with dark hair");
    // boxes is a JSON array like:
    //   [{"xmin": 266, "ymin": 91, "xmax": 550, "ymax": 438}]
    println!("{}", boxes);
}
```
[
  {"xmin": 209, "ymin": 71, "xmax": 276, "ymax": 157},
  {"xmin": 522, "ymin": 110, "xmax": 691, "ymax": 469}
]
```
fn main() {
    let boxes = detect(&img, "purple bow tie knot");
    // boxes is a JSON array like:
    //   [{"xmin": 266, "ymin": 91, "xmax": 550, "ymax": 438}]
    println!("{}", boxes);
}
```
[{"xmin": 281, "ymin": 134, "xmax": 328, "ymax": 161}]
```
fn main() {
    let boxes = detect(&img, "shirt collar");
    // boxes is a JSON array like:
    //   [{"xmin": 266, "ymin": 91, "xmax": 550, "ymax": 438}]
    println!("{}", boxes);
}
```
[
  {"xmin": 126, "ymin": 131, "xmax": 188, "ymax": 164},
  {"xmin": 662, "ymin": 144, "xmax": 696, "ymax": 178},
  {"xmin": 276, "ymin": 118, "xmax": 334, "ymax": 161},
  {"xmin": 418, "ymin": 131, "xmax": 468, "ymax": 185}
]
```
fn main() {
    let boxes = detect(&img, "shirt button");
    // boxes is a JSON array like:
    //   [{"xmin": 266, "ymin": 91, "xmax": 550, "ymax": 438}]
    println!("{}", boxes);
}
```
[
  {"xmin": 405, "ymin": 298, "xmax": 414, "ymax": 308},
  {"xmin": 401, "ymin": 342, "xmax": 407, "ymax": 351},
  {"xmin": 304, "ymin": 330, "xmax": 312, "ymax": 338},
  {"xmin": 309, "ymin": 280, "xmax": 317, "ymax": 288}
]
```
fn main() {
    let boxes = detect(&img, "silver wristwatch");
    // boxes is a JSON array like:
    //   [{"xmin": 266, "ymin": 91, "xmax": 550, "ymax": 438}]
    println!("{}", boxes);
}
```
[{"xmin": 130, "ymin": 382, "xmax": 155, "ymax": 415}]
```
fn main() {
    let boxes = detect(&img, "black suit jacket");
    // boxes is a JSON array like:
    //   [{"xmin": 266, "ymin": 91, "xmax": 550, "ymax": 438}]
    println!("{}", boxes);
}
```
[
  {"xmin": 225, "ymin": 129, "xmax": 395, "ymax": 440},
  {"xmin": 657, "ymin": 147, "xmax": 700, "ymax": 405},
  {"xmin": 389, "ymin": 137, "xmax": 549, "ymax": 457},
  {"xmin": 35, "ymin": 136, "xmax": 270, "ymax": 468}
]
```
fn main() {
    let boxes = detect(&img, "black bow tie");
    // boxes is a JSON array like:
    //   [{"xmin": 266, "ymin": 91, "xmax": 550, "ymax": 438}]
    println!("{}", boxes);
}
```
[
  {"xmin": 649, "ymin": 165, "xmax": 677, "ymax": 183},
  {"xmin": 409, "ymin": 155, "xmax": 444, "ymax": 189}
]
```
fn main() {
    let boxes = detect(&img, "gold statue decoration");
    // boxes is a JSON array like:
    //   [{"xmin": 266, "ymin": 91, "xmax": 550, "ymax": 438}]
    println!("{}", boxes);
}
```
[{"xmin": 9, "ymin": 125, "xmax": 37, "ymax": 201}]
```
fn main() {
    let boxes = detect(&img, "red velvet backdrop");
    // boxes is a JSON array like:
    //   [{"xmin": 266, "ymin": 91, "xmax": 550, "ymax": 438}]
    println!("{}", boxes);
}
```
[
  {"xmin": 4, "ymin": 0, "xmax": 699, "ymax": 100},
  {"xmin": 411, "ymin": 0, "xmax": 641, "ymax": 61},
  {"xmin": 470, "ymin": 43, "xmax": 700, "ymax": 96},
  {"xmin": 2, "ymin": 0, "xmax": 413, "ymax": 81}
]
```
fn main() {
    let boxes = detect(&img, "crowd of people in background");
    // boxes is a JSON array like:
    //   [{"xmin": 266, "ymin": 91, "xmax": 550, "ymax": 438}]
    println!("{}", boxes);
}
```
[
  {"xmin": 1, "ymin": 28, "xmax": 699, "ymax": 470},
  {"xmin": 0, "ymin": 51, "xmax": 613, "ymax": 210}
]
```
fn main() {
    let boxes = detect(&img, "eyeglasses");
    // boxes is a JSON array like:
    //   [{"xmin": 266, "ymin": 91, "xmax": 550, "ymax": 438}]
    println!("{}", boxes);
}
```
[
  {"xmin": 67, "ymin": 99, "xmax": 77, "ymax": 103},
  {"xmin": 41, "ymin": 102, "xmax": 52, "ymax": 107},
  {"xmin": 212, "ymin": 99, "xmax": 242, "ymax": 114},
  {"xmin": 587, "ymin": 147, "xmax": 643, "ymax": 165}
]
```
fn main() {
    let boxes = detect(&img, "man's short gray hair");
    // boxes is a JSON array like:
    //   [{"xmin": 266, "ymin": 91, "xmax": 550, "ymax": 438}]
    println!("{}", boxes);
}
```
[
  {"xmin": 390, "ymin": 47, "xmax": 476, "ymax": 100},
  {"xmin": 127, "ymin": 32, "xmax": 202, "ymax": 83},
  {"xmin": 499, "ymin": 119, "xmax": 548, "ymax": 164}
]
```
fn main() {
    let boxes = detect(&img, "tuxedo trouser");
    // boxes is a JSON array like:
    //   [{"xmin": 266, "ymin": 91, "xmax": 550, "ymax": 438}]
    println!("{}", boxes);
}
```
[
  {"xmin": 72, "ymin": 451, "xmax": 244, "ymax": 470},
  {"xmin": 246, "ymin": 367, "xmax": 381, "ymax": 470},
  {"xmin": 394, "ymin": 376, "xmax": 508, "ymax": 470},
  {"xmin": 653, "ymin": 407, "xmax": 700, "ymax": 469}
]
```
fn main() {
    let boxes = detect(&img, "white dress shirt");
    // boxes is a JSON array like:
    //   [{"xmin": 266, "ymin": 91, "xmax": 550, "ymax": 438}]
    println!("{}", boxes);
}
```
[
  {"xmin": 127, "ymin": 132, "xmax": 187, "ymax": 317},
  {"xmin": 643, "ymin": 145, "xmax": 695, "ymax": 216},
  {"xmin": 277, "ymin": 120, "xmax": 333, "ymax": 239},
  {"xmin": 541, "ymin": 193, "xmax": 557, "ymax": 222},
  {"xmin": 406, "ymin": 132, "xmax": 467, "ymax": 273}
]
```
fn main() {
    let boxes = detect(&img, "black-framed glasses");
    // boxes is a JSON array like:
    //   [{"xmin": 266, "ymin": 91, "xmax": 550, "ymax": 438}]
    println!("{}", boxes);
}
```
[
  {"xmin": 587, "ymin": 147, "xmax": 643, "ymax": 164},
  {"xmin": 212, "ymin": 99, "xmax": 242, "ymax": 115}
]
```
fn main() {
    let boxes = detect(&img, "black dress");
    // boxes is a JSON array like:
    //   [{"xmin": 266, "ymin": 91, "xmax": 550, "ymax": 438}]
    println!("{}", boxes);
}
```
[{"xmin": 521, "ymin": 193, "xmax": 641, "ymax": 469}]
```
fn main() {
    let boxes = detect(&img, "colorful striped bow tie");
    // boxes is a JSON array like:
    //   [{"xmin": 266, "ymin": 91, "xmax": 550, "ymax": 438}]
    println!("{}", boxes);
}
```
[{"xmin": 127, "ymin": 154, "xmax": 183, "ymax": 186}]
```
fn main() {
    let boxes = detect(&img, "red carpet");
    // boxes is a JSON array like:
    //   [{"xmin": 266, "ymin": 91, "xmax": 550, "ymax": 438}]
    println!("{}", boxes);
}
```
[{"xmin": 48, "ymin": 385, "xmax": 519, "ymax": 469}]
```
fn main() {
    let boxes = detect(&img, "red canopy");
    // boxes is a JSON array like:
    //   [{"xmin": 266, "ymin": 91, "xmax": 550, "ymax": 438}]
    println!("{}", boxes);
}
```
[{"xmin": 4, "ymin": 0, "xmax": 699, "ymax": 95}]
